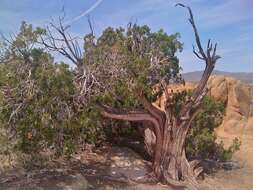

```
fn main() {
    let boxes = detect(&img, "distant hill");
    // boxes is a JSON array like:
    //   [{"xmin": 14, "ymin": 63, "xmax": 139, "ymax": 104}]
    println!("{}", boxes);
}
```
[{"xmin": 183, "ymin": 70, "xmax": 253, "ymax": 84}]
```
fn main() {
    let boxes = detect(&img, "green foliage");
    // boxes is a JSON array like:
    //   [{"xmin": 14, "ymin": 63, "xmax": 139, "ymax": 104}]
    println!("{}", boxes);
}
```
[
  {"xmin": 83, "ymin": 24, "xmax": 183, "ymax": 110},
  {"xmin": 0, "ymin": 21, "xmax": 239, "ymax": 165},
  {"xmin": 186, "ymin": 96, "xmax": 240, "ymax": 161},
  {"xmin": 0, "ymin": 22, "xmax": 100, "ymax": 158}
]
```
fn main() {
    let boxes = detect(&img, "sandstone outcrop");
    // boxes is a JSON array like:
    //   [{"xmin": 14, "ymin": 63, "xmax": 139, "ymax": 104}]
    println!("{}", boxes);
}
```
[
  {"xmin": 155, "ymin": 75, "xmax": 253, "ymax": 166},
  {"xmin": 154, "ymin": 82, "xmax": 195, "ymax": 110},
  {"xmin": 156, "ymin": 75, "xmax": 252, "ymax": 136},
  {"xmin": 207, "ymin": 76, "xmax": 251, "ymax": 136}
]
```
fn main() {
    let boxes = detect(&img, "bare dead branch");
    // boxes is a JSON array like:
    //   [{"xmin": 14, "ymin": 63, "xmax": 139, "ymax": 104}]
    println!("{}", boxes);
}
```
[
  {"xmin": 40, "ymin": 17, "xmax": 83, "ymax": 66},
  {"xmin": 192, "ymin": 45, "xmax": 204, "ymax": 60},
  {"xmin": 176, "ymin": 3, "xmax": 221, "ymax": 121},
  {"xmin": 87, "ymin": 15, "xmax": 94, "ymax": 36},
  {"xmin": 176, "ymin": 3, "xmax": 206, "ymax": 60},
  {"xmin": 176, "ymin": 3, "xmax": 220, "ymax": 65},
  {"xmin": 101, "ymin": 105, "xmax": 161, "ymax": 135}
]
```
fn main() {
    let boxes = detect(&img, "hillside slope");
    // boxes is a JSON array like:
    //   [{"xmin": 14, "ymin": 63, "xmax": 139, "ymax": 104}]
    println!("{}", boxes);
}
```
[{"xmin": 183, "ymin": 70, "xmax": 253, "ymax": 84}]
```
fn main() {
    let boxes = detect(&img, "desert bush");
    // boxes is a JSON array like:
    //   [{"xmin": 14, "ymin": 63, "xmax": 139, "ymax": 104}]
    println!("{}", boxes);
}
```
[
  {"xmin": 0, "ymin": 61, "xmax": 101, "ymax": 157},
  {"xmin": 0, "ymin": 23, "xmax": 101, "ymax": 160},
  {"xmin": 186, "ymin": 96, "xmax": 240, "ymax": 161}
]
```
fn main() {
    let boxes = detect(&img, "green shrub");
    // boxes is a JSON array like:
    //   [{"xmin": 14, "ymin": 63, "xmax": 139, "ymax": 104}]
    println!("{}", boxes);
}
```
[
  {"xmin": 0, "ymin": 61, "xmax": 101, "ymax": 157},
  {"xmin": 186, "ymin": 96, "xmax": 240, "ymax": 161},
  {"xmin": 0, "ymin": 23, "xmax": 101, "ymax": 159}
]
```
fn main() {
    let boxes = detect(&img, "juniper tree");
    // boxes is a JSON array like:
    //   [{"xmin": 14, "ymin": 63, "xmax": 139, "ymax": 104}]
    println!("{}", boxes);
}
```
[{"xmin": 41, "ymin": 4, "xmax": 220, "ymax": 189}]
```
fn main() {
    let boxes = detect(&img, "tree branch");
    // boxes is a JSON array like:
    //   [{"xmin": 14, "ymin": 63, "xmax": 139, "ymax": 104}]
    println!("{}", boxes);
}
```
[
  {"xmin": 176, "ymin": 3, "xmax": 206, "ymax": 60},
  {"xmin": 101, "ymin": 104, "xmax": 163, "ymax": 166},
  {"xmin": 40, "ymin": 17, "xmax": 83, "ymax": 66},
  {"xmin": 102, "ymin": 107, "xmax": 157, "ymax": 124},
  {"xmin": 139, "ymin": 92, "xmax": 165, "ymax": 125},
  {"xmin": 176, "ymin": 3, "xmax": 220, "ymax": 121}
]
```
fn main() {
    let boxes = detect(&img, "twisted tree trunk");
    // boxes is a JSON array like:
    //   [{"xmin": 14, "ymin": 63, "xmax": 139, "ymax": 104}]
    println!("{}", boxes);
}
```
[
  {"xmin": 150, "ymin": 111, "xmax": 203, "ymax": 189},
  {"xmin": 102, "ymin": 93, "xmax": 205, "ymax": 190},
  {"xmin": 102, "ymin": 4, "xmax": 220, "ymax": 190}
]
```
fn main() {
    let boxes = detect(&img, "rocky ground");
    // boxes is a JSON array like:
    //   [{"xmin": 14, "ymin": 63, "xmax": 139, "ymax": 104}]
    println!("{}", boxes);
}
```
[
  {"xmin": 1, "ymin": 145, "xmax": 253, "ymax": 190},
  {"xmin": 0, "ymin": 146, "xmax": 168, "ymax": 190}
]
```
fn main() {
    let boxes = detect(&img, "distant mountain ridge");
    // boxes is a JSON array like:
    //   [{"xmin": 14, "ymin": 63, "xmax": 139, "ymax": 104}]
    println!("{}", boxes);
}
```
[{"xmin": 183, "ymin": 70, "xmax": 253, "ymax": 84}]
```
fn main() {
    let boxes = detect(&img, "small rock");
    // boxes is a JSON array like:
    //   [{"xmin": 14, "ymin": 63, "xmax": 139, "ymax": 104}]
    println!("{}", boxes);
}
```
[
  {"xmin": 221, "ymin": 161, "xmax": 242, "ymax": 170},
  {"xmin": 63, "ymin": 174, "xmax": 88, "ymax": 190}
]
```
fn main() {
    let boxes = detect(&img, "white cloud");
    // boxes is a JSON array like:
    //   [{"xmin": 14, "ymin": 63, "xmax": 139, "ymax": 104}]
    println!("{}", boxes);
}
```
[{"xmin": 66, "ymin": 0, "xmax": 104, "ymax": 25}]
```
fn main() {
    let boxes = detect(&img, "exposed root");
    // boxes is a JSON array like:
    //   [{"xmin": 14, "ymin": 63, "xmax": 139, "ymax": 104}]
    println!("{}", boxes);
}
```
[
  {"xmin": 163, "ymin": 171, "xmax": 187, "ymax": 188},
  {"xmin": 194, "ymin": 166, "xmax": 203, "ymax": 178}
]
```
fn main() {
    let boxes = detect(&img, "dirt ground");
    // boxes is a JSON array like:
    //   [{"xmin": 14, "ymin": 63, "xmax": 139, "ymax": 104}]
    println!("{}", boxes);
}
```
[{"xmin": 1, "ymin": 146, "xmax": 253, "ymax": 190}]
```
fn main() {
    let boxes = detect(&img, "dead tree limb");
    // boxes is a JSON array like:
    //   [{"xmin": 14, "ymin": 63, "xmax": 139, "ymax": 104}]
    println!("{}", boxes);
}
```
[
  {"xmin": 40, "ymin": 16, "xmax": 83, "ymax": 66},
  {"xmin": 176, "ymin": 3, "xmax": 221, "ymax": 122}
]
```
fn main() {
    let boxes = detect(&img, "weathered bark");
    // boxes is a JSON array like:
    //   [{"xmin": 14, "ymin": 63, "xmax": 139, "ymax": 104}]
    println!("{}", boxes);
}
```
[
  {"xmin": 102, "ymin": 4, "xmax": 220, "ymax": 190},
  {"xmin": 150, "ymin": 114, "xmax": 203, "ymax": 190},
  {"xmin": 102, "ymin": 106, "xmax": 203, "ymax": 189}
]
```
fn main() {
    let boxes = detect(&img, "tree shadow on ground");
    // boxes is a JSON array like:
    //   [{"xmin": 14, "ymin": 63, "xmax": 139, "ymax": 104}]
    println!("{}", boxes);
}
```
[{"xmin": 0, "ymin": 146, "xmax": 168, "ymax": 190}]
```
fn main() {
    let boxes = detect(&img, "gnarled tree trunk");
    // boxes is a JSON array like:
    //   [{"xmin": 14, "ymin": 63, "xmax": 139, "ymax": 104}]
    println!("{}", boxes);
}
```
[
  {"xmin": 102, "ymin": 4, "xmax": 220, "ymax": 190},
  {"xmin": 102, "ymin": 90, "xmax": 205, "ymax": 190},
  {"xmin": 149, "ymin": 110, "xmax": 204, "ymax": 189}
]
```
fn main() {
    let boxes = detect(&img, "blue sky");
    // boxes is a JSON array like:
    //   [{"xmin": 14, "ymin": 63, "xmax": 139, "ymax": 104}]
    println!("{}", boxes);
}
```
[{"xmin": 0, "ymin": 0, "xmax": 252, "ymax": 72}]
